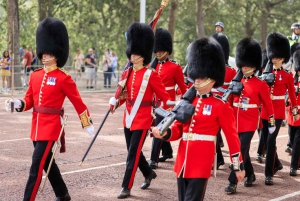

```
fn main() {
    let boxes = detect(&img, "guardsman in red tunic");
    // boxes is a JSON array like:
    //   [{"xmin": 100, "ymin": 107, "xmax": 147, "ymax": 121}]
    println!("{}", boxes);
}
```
[
  {"xmin": 151, "ymin": 37, "xmax": 245, "ymax": 201},
  {"xmin": 4, "ymin": 18, "xmax": 94, "ymax": 201},
  {"xmin": 211, "ymin": 32, "xmax": 237, "ymax": 169},
  {"xmin": 256, "ymin": 49, "xmax": 268, "ymax": 163},
  {"xmin": 226, "ymin": 38, "xmax": 275, "ymax": 189},
  {"xmin": 149, "ymin": 28, "xmax": 187, "ymax": 169},
  {"xmin": 287, "ymin": 49, "xmax": 300, "ymax": 176},
  {"xmin": 109, "ymin": 23, "xmax": 170, "ymax": 199},
  {"xmin": 261, "ymin": 32, "xmax": 300, "ymax": 185}
]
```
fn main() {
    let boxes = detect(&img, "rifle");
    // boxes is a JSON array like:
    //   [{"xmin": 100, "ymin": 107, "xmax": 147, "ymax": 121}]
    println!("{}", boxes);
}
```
[
  {"xmin": 258, "ymin": 60, "xmax": 275, "ymax": 86},
  {"xmin": 222, "ymin": 70, "xmax": 244, "ymax": 102},
  {"xmin": 155, "ymin": 86, "xmax": 196, "ymax": 135}
]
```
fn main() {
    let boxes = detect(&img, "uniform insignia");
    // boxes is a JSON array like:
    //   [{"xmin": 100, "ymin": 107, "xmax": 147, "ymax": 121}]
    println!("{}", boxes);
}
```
[
  {"xmin": 170, "ymin": 59, "xmax": 179, "ymax": 65},
  {"xmin": 59, "ymin": 68, "xmax": 69, "ymax": 75},
  {"xmin": 279, "ymin": 74, "xmax": 282, "ymax": 81},
  {"xmin": 46, "ymin": 77, "xmax": 57, "ymax": 85},
  {"xmin": 202, "ymin": 104, "xmax": 212, "ymax": 115}
]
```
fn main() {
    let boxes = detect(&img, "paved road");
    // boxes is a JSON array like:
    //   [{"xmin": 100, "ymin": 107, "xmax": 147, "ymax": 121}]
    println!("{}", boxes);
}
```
[{"xmin": 0, "ymin": 93, "xmax": 299, "ymax": 200}]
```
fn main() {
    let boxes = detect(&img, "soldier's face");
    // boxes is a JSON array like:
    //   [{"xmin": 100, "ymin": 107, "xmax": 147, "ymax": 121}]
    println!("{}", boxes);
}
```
[
  {"xmin": 42, "ymin": 54, "xmax": 57, "ymax": 66},
  {"xmin": 131, "ymin": 54, "xmax": 144, "ymax": 65},
  {"xmin": 272, "ymin": 57, "xmax": 284, "ymax": 68},
  {"xmin": 194, "ymin": 78, "xmax": 215, "ymax": 94},
  {"xmin": 156, "ymin": 51, "xmax": 168, "ymax": 61},
  {"xmin": 242, "ymin": 66, "xmax": 255, "ymax": 76},
  {"xmin": 294, "ymin": 28, "xmax": 300, "ymax": 35}
]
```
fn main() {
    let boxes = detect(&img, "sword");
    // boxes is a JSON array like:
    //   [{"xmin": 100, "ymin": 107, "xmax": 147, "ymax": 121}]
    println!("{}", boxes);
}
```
[
  {"xmin": 79, "ymin": 109, "xmax": 110, "ymax": 166},
  {"xmin": 40, "ymin": 115, "xmax": 68, "ymax": 193}
]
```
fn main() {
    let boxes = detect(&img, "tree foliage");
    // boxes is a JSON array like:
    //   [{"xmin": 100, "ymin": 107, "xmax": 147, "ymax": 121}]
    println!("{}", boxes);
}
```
[{"xmin": 2, "ymin": 0, "xmax": 300, "ymax": 67}]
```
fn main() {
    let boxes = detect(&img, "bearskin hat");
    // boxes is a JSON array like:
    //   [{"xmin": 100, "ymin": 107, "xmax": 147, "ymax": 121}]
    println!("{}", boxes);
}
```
[
  {"xmin": 293, "ymin": 50, "xmax": 300, "ymax": 72},
  {"xmin": 154, "ymin": 28, "xmax": 173, "ymax": 54},
  {"xmin": 262, "ymin": 49, "xmax": 268, "ymax": 68},
  {"xmin": 36, "ymin": 17, "xmax": 69, "ymax": 68},
  {"xmin": 235, "ymin": 37, "xmax": 262, "ymax": 71},
  {"xmin": 211, "ymin": 33, "xmax": 229, "ymax": 64},
  {"xmin": 266, "ymin": 32, "xmax": 290, "ymax": 64},
  {"xmin": 186, "ymin": 37, "xmax": 225, "ymax": 88},
  {"xmin": 125, "ymin": 22, "xmax": 154, "ymax": 65},
  {"xmin": 290, "ymin": 43, "xmax": 300, "ymax": 63}
]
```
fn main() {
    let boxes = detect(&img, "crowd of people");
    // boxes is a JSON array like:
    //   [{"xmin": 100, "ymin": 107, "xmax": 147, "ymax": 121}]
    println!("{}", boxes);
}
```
[{"xmin": 3, "ymin": 16, "xmax": 300, "ymax": 201}]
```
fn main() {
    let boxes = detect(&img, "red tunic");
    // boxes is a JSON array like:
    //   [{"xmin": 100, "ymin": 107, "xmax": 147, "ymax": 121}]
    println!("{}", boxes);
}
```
[
  {"xmin": 156, "ymin": 59, "xmax": 187, "ymax": 109},
  {"xmin": 261, "ymin": 68, "xmax": 297, "ymax": 120},
  {"xmin": 231, "ymin": 76, "xmax": 274, "ymax": 133},
  {"xmin": 168, "ymin": 94, "xmax": 242, "ymax": 178},
  {"xmin": 121, "ymin": 67, "xmax": 170, "ymax": 130},
  {"xmin": 20, "ymin": 67, "xmax": 91, "ymax": 141},
  {"xmin": 288, "ymin": 82, "xmax": 300, "ymax": 126},
  {"xmin": 212, "ymin": 65, "xmax": 236, "ymax": 96}
]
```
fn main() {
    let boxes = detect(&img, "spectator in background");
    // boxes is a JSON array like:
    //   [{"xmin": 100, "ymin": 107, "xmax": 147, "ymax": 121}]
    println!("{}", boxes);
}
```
[
  {"xmin": 28, "ymin": 46, "xmax": 36, "ymax": 70},
  {"xmin": 85, "ymin": 48, "xmax": 97, "ymax": 89},
  {"xmin": 64, "ymin": 48, "xmax": 73, "ymax": 72},
  {"xmin": 111, "ymin": 51, "xmax": 118, "ymax": 82},
  {"xmin": 215, "ymin": 21, "xmax": 224, "ymax": 33},
  {"xmin": 74, "ymin": 48, "xmax": 85, "ymax": 81},
  {"xmin": 92, "ymin": 47, "xmax": 99, "ymax": 87},
  {"xmin": 22, "ymin": 46, "xmax": 32, "ymax": 87},
  {"xmin": 19, "ymin": 45, "xmax": 25, "ymax": 62},
  {"xmin": 102, "ymin": 48, "xmax": 112, "ymax": 88},
  {"xmin": 0, "ymin": 50, "xmax": 11, "ymax": 92}
]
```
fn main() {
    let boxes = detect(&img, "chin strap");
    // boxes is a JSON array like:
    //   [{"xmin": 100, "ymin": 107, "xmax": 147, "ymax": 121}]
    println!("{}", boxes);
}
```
[{"xmin": 194, "ymin": 78, "xmax": 211, "ymax": 90}]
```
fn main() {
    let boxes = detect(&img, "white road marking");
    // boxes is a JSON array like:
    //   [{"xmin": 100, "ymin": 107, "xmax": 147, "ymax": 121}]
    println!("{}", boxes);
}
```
[
  {"xmin": 269, "ymin": 191, "xmax": 300, "ymax": 201},
  {"xmin": 0, "ymin": 138, "xmax": 30, "ymax": 143}
]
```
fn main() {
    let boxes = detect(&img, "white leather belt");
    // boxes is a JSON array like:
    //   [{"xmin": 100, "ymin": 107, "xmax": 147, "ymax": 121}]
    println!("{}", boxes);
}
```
[
  {"xmin": 165, "ymin": 86, "xmax": 175, "ymax": 90},
  {"xmin": 211, "ymin": 88, "xmax": 218, "ymax": 92},
  {"xmin": 233, "ymin": 102, "xmax": 258, "ymax": 109},
  {"xmin": 223, "ymin": 82, "xmax": 230, "ymax": 86},
  {"xmin": 271, "ymin": 95, "xmax": 285, "ymax": 100},
  {"xmin": 182, "ymin": 133, "xmax": 216, "ymax": 142}
]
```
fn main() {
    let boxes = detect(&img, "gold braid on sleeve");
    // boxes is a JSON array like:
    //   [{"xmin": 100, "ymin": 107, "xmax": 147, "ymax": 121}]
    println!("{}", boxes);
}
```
[{"xmin": 79, "ymin": 110, "xmax": 92, "ymax": 128}]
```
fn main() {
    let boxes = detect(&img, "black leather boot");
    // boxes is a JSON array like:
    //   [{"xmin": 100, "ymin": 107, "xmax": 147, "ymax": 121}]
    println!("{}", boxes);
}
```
[
  {"xmin": 55, "ymin": 192, "xmax": 71, "ymax": 201},
  {"xmin": 225, "ymin": 182, "xmax": 237, "ymax": 194},
  {"xmin": 244, "ymin": 174, "xmax": 256, "ymax": 187},
  {"xmin": 141, "ymin": 170, "xmax": 157, "ymax": 189},
  {"xmin": 117, "ymin": 188, "xmax": 131, "ymax": 199}
]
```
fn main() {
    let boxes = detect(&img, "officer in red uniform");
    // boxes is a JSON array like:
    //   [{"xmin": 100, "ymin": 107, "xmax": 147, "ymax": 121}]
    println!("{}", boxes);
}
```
[
  {"xmin": 5, "ymin": 17, "xmax": 94, "ymax": 201},
  {"xmin": 211, "ymin": 32, "xmax": 237, "ymax": 169},
  {"xmin": 287, "ymin": 49, "xmax": 300, "ymax": 176},
  {"xmin": 149, "ymin": 28, "xmax": 187, "ymax": 169},
  {"xmin": 151, "ymin": 37, "xmax": 245, "ymax": 201},
  {"xmin": 109, "ymin": 22, "xmax": 170, "ymax": 199},
  {"xmin": 226, "ymin": 38, "xmax": 275, "ymax": 190},
  {"xmin": 261, "ymin": 32, "xmax": 300, "ymax": 185}
]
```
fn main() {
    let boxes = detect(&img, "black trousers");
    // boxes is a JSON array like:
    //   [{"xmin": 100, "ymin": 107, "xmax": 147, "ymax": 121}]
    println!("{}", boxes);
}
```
[
  {"xmin": 257, "ymin": 129, "xmax": 265, "ymax": 155},
  {"xmin": 177, "ymin": 172, "xmax": 208, "ymax": 201},
  {"xmin": 122, "ymin": 128, "xmax": 152, "ymax": 189},
  {"xmin": 150, "ymin": 114, "xmax": 173, "ymax": 162},
  {"xmin": 228, "ymin": 131, "xmax": 254, "ymax": 183},
  {"xmin": 216, "ymin": 129, "xmax": 224, "ymax": 164},
  {"xmin": 288, "ymin": 125, "xmax": 296, "ymax": 148},
  {"xmin": 289, "ymin": 125, "xmax": 300, "ymax": 169},
  {"xmin": 261, "ymin": 119, "xmax": 283, "ymax": 177},
  {"xmin": 24, "ymin": 141, "xmax": 68, "ymax": 201}
]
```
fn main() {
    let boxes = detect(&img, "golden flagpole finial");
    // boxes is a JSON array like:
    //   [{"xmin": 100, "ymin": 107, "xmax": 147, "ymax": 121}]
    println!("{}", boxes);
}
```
[{"xmin": 161, "ymin": 0, "xmax": 169, "ymax": 9}]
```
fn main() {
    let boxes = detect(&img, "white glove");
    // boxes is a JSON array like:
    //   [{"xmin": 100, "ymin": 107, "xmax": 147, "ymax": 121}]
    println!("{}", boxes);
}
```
[
  {"xmin": 109, "ymin": 97, "xmax": 117, "ymax": 113},
  {"xmin": 85, "ymin": 125, "xmax": 95, "ymax": 137},
  {"xmin": 268, "ymin": 126, "xmax": 276, "ymax": 134},
  {"xmin": 5, "ymin": 98, "xmax": 22, "ymax": 112}
]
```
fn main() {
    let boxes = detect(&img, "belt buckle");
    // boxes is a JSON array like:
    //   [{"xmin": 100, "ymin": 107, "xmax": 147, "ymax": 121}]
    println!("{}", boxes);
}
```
[{"xmin": 188, "ymin": 133, "xmax": 194, "ymax": 140}]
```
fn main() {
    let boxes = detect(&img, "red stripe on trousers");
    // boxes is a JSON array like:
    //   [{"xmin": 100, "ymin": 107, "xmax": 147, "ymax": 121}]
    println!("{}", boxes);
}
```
[
  {"xmin": 128, "ymin": 129, "xmax": 148, "ymax": 189},
  {"xmin": 30, "ymin": 141, "xmax": 53, "ymax": 201}
]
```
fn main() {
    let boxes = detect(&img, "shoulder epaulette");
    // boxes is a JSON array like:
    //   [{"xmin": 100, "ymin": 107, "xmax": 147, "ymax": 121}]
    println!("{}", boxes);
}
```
[
  {"xmin": 59, "ymin": 68, "xmax": 69, "ymax": 75},
  {"xmin": 213, "ymin": 94, "xmax": 222, "ymax": 99},
  {"xmin": 33, "ymin": 67, "xmax": 43, "ymax": 72},
  {"xmin": 169, "ymin": 59, "xmax": 180, "ymax": 65},
  {"xmin": 284, "ymin": 69, "xmax": 292, "ymax": 74}
]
